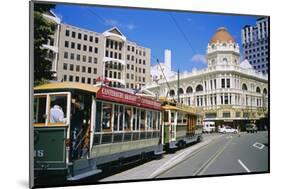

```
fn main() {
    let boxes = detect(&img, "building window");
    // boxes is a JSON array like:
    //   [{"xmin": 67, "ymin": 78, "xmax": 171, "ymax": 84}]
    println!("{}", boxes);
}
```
[
  {"xmin": 143, "ymin": 60, "xmax": 146, "ymax": 65},
  {"xmin": 131, "ymin": 56, "xmax": 134, "ymax": 61},
  {"xmin": 72, "ymin": 31, "xmax": 76, "ymax": 38},
  {"xmin": 64, "ymin": 41, "xmax": 69, "ymax": 48},
  {"xmin": 127, "ymin": 73, "xmax": 129, "ymax": 79},
  {"xmin": 81, "ymin": 77, "xmax": 85, "ymax": 83},
  {"xmin": 69, "ymin": 75, "xmax": 73, "ymax": 82},
  {"xmin": 78, "ymin": 33, "xmax": 81, "ymax": 39},
  {"xmin": 63, "ymin": 75, "xmax": 67, "ymax": 81},
  {"xmin": 127, "ymin": 45, "xmax": 130, "ymax": 51},
  {"xmin": 88, "ymin": 56, "xmax": 92, "ymax": 63},
  {"xmin": 95, "ymin": 47, "xmax": 98, "ymax": 54},
  {"xmin": 75, "ymin": 76, "xmax": 79, "ymax": 82},
  {"xmin": 227, "ymin": 79, "xmax": 230, "ymax": 88},
  {"xmin": 93, "ymin": 68, "xmax": 97, "ymax": 74},
  {"xmin": 95, "ymin": 37, "xmax": 99, "ymax": 43},
  {"xmin": 83, "ymin": 55, "xmax": 86, "ymax": 62},
  {"xmin": 87, "ymin": 78, "xmax": 91, "ymax": 84},
  {"xmin": 143, "ymin": 69, "xmax": 145, "ymax": 74},
  {"xmin": 84, "ymin": 34, "xmax": 88, "ymax": 41},
  {"xmin": 65, "ymin": 30, "xmax": 69, "ymax": 36},
  {"xmin": 87, "ymin": 67, "xmax": 91, "ymax": 73},
  {"xmin": 69, "ymin": 64, "xmax": 74, "ymax": 71},
  {"xmin": 94, "ymin": 57, "xmax": 98, "ymax": 64},
  {"xmin": 70, "ymin": 53, "xmax": 74, "ymax": 60},
  {"xmin": 89, "ymin": 36, "xmax": 93, "ymax": 42},
  {"xmin": 63, "ymin": 63, "xmax": 67, "ymax": 70},
  {"xmin": 223, "ymin": 112, "xmax": 230, "ymax": 118},
  {"xmin": 119, "ymin": 53, "xmax": 122, "ymax": 60},
  {"xmin": 132, "ymin": 46, "xmax": 135, "ymax": 52},
  {"xmin": 76, "ymin": 54, "xmax": 80, "ymax": 61},
  {"xmin": 83, "ymin": 45, "xmax": 87, "ymax": 51},
  {"xmin": 77, "ymin": 43, "xmax": 81, "ymax": 50},
  {"xmin": 89, "ymin": 46, "xmax": 93, "ymax": 52},
  {"xmin": 71, "ymin": 42, "xmax": 75, "ymax": 49},
  {"xmin": 224, "ymin": 95, "xmax": 228, "ymax": 104},
  {"xmin": 221, "ymin": 78, "xmax": 225, "ymax": 88},
  {"xmin": 76, "ymin": 65, "xmax": 80, "ymax": 72},
  {"xmin": 64, "ymin": 52, "xmax": 68, "ymax": 59}
]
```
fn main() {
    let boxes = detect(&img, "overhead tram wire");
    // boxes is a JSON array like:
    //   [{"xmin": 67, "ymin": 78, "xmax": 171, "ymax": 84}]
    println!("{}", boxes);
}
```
[
  {"xmin": 150, "ymin": 54, "xmax": 176, "ymax": 102},
  {"xmin": 168, "ymin": 13, "xmax": 198, "ymax": 55}
]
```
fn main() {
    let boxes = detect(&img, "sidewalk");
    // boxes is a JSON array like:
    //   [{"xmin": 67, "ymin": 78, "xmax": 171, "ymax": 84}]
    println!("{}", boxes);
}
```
[{"xmin": 100, "ymin": 134, "xmax": 222, "ymax": 182}]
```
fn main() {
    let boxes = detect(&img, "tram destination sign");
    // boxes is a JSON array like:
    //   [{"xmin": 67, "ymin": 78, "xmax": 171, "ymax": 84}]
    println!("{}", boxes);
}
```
[{"xmin": 96, "ymin": 86, "xmax": 162, "ymax": 110}]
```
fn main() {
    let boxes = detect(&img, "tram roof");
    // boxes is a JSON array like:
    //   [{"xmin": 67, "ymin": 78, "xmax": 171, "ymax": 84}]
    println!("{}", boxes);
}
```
[{"xmin": 34, "ymin": 82, "xmax": 100, "ymax": 93}]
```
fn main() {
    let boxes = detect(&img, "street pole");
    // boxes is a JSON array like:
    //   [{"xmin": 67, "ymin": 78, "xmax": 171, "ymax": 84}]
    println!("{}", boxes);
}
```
[{"xmin": 177, "ymin": 69, "xmax": 180, "ymax": 103}]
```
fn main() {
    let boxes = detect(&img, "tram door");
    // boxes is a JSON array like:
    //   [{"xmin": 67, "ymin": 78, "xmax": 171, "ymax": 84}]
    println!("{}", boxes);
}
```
[
  {"xmin": 70, "ymin": 93, "xmax": 92, "ymax": 160},
  {"xmin": 170, "ymin": 111, "xmax": 176, "ymax": 142}
]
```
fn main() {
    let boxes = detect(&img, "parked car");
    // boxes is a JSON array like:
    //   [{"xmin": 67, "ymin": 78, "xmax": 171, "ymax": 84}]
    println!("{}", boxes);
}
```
[
  {"xmin": 219, "ymin": 126, "xmax": 238, "ymax": 134},
  {"xmin": 203, "ymin": 121, "xmax": 215, "ymax": 133},
  {"xmin": 245, "ymin": 123, "xmax": 258, "ymax": 133}
]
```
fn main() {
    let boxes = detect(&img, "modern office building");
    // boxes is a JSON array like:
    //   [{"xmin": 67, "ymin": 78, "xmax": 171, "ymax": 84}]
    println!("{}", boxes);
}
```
[
  {"xmin": 43, "ymin": 12, "xmax": 151, "ymax": 89},
  {"xmin": 146, "ymin": 27, "xmax": 268, "ymax": 130},
  {"xmin": 241, "ymin": 17, "xmax": 269, "ymax": 74}
]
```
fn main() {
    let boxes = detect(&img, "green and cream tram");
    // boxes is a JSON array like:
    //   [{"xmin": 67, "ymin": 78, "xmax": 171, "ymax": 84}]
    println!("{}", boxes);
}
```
[
  {"xmin": 33, "ymin": 82, "xmax": 163, "ymax": 181},
  {"xmin": 160, "ymin": 98, "xmax": 203, "ymax": 150}
]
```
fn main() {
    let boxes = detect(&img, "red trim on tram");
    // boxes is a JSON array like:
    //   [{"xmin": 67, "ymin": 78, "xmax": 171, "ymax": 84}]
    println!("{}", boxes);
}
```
[{"xmin": 96, "ymin": 86, "xmax": 162, "ymax": 111}]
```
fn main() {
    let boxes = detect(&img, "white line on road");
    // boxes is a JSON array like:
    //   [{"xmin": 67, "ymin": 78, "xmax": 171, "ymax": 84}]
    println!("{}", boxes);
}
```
[
  {"xmin": 253, "ymin": 142, "xmax": 265, "ymax": 150},
  {"xmin": 238, "ymin": 159, "xmax": 251, "ymax": 173}
]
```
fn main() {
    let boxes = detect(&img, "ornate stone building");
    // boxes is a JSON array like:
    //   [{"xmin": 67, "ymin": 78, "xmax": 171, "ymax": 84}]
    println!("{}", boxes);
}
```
[{"xmin": 146, "ymin": 27, "xmax": 268, "ymax": 130}]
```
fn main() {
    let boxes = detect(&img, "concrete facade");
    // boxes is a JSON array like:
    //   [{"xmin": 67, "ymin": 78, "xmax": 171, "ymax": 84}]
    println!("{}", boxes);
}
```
[
  {"xmin": 146, "ymin": 27, "xmax": 268, "ymax": 129},
  {"xmin": 44, "ymin": 13, "xmax": 151, "ymax": 90}
]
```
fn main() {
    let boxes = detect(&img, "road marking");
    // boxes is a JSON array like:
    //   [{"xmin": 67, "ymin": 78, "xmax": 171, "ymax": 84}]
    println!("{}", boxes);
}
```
[
  {"xmin": 193, "ymin": 137, "xmax": 234, "ymax": 176},
  {"xmin": 238, "ymin": 159, "xmax": 251, "ymax": 173},
  {"xmin": 253, "ymin": 142, "xmax": 265, "ymax": 150}
]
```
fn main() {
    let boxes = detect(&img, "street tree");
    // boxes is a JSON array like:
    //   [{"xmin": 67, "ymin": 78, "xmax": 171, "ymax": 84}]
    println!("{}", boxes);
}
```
[{"xmin": 33, "ymin": 3, "xmax": 56, "ymax": 86}]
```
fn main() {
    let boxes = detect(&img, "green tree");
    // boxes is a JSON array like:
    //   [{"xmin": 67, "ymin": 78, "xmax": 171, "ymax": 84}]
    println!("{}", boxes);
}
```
[{"xmin": 33, "ymin": 3, "xmax": 56, "ymax": 86}]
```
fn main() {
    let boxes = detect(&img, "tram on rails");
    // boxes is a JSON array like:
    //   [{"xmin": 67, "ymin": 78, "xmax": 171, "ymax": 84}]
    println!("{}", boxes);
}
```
[
  {"xmin": 160, "ymin": 98, "xmax": 203, "ymax": 150},
  {"xmin": 33, "ymin": 82, "xmax": 203, "ymax": 181}
]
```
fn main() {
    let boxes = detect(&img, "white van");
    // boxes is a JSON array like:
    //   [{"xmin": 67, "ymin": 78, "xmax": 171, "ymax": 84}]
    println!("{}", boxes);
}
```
[{"xmin": 203, "ymin": 121, "xmax": 215, "ymax": 133}]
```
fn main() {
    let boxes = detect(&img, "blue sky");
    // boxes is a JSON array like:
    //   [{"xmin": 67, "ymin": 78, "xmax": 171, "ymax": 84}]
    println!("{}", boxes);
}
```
[{"xmin": 53, "ymin": 4, "xmax": 259, "ymax": 72}]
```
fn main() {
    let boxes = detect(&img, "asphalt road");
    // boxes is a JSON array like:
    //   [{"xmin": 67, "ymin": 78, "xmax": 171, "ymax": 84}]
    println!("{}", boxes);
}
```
[{"xmin": 157, "ymin": 131, "xmax": 269, "ymax": 178}]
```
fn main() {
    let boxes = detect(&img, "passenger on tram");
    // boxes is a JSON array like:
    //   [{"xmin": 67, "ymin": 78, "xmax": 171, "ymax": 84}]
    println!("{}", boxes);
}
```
[{"xmin": 50, "ymin": 98, "xmax": 66, "ymax": 123}]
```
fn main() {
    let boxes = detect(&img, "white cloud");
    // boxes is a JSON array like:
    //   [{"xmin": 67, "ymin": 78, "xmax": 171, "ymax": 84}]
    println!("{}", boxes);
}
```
[
  {"xmin": 105, "ymin": 19, "xmax": 136, "ymax": 31},
  {"xmin": 191, "ymin": 54, "xmax": 207, "ymax": 64}
]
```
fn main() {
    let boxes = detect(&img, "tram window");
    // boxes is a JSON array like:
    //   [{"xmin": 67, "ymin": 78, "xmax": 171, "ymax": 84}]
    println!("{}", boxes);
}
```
[
  {"xmin": 119, "ymin": 106, "xmax": 124, "ymax": 131},
  {"xmin": 157, "ymin": 112, "xmax": 161, "ymax": 130},
  {"xmin": 152, "ymin": 111, "xmax": 157, "ymax": 130},
  {"xmin": 95, "ymin": 101, "xmax": 102, "ymax": 132},
  {"xmin": 49, "ymin": 95, "xmax": 67, "ymax": 123},
  {"xmin": 140, "ymin": 109, "xmax": 146, "ymax": 130},
  {"xmin": 171, "ymin": 112, "xmax": 175, "ymax": 123},
  {"xmin": 113, "ymin": 105, "xmax": 118, "ymax": 131},
  {"xmin": 177, "ymin": 113, "xmax": 182, "ymax": 124},
  {"xmin": 147, "ymin": 111, "xmax": 152, "ymax": 130},
  {"xmin": 102, "ymin": 103, "xmax": 112, "ymax": 132},
  {"xmin": 34, "ymin": 96, "xmax": 47, "ymax": 124},
  {"xmin": 132, "ymin": 108, "xmax": 138, "ymax": 131},
  {"xmin": 124, "ymin": 106, "xmax": 132, "ymax": 131},
  {"xmin": 164, "ymin": 111, "xmax": 169, "ymax": 122},
  {"xmin": 183, "ymin": 114, "xmax": 188, "ymax": 124}
]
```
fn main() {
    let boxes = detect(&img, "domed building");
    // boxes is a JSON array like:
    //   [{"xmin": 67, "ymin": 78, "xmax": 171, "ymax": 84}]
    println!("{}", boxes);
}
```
[{"xmin": 146, "ymin": 27, "xmax": 268, "ymax": 130}]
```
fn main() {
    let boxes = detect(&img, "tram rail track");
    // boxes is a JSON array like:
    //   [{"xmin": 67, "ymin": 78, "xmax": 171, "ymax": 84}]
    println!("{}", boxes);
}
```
[{"xmin": 154, "ymin": 135, "xmax": 235, "ymax": 178}]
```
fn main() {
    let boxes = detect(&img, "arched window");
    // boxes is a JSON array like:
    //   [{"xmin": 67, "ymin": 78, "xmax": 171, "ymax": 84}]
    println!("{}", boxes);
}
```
[
  {"xmin": 212, "ymin": 44, "xmax": 216, "ymax": 49},
  {"xmin": 256, "ymin": 87, "xmax": 261, "ymax": 93},
  {"xmin": 169, "ymin": 89, "xmax": 175, "ymax": 97},
  {"xmin": 178, "ymin": 88, "xmax": 184, "ymax": 95},
  {"xmin": 196, "ymin": 85, "xmax": 203, "ymax": 92},
  {"xmin": 263, "ymin": 88, "xmax": 268, "ymax": 95},
  {"xmin": 223, "ymin": 58, "xmax": 228, "ymax": 64},
  {"xmin": 242, "ymin": 83, "xmax": 248, "ymax": 91},
  {"xmin": 186, "ymin": 86, "xmax": 193, "ymax": 93}
]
